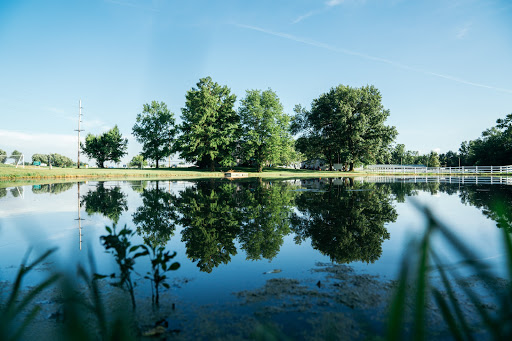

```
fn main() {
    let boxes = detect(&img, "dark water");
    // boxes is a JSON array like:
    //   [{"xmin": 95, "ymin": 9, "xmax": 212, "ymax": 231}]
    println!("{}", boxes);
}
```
[{"xmin": 0, "ymin": 177, "xmax": 511, "ymax": 338}]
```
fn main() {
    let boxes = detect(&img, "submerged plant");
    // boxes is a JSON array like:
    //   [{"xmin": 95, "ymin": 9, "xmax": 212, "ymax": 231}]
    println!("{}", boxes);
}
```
[{"xmin": 143, "ymin": 245, "xmax": 180, "ymax": 305}]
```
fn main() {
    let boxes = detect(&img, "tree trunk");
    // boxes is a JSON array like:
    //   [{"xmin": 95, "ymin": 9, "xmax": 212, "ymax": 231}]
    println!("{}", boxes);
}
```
[
  {"xmin": 258, "ymin": 163, "xmax": 263, "ymax": 172},
  {"xmin": 156, "ymin": 159, "xmax": 159, "ymax": 169},
  {"xmin": 210, "ymin": 158, "xmax": 215, "ymax": 172},
  {"xmin": 349, "ymin": 162, "xmax": 354, "ymax": 171}
]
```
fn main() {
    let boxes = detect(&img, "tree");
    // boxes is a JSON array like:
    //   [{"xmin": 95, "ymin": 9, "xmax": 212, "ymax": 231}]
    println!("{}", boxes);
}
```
[
  {"xmin": 0, "ymin": 149, "xmax": 6, "ymax": 163},
  {"xmin": 129, "ymin": 154, "xmax": 147, "ymax": 168},
  {"xmin": 293, "ymin": 85, "xmax": 397, "ymax": 171},
  {"xmin": 175, "ymin": 77, "xmax": 239, "ymax": 171},
  {"xmin": 81, "ymin": 125, "xmax": 128, "ymax": 168},
  {"xmin": 32, "ymin": 154, "xmax": 49, "ymax": 164},
  {"xmin": 427, "ymin": 151, "xmax": 440, "ymax": 167},
  {"xmin": 132, "ymin": 101, "xmax": 176, "ymax": 168},
  {"xmin": 238, "ymin": 89, "xmax": 295, "ymax": 172}
]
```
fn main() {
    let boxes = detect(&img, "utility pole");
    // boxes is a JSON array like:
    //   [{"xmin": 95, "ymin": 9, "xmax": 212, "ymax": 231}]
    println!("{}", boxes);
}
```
[{"xmin": 75, "ymin": 100, "xmax": 84, "ymax": 168}]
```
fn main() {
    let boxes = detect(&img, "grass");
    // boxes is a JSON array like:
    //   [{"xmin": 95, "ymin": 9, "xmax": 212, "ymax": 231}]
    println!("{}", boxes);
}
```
[{"xmin": 0, "ymin": 164, "xmax": 360, "ymax": 186}]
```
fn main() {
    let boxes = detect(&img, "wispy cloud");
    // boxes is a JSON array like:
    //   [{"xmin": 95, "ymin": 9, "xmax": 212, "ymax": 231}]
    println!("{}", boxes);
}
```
[
  {"xmin": 292, "ymin": 10, "xmax": 323, "ymax": 24},
  {"xmin": 235, "ymin": 24, "xmax": 512, "ymax": 95}
]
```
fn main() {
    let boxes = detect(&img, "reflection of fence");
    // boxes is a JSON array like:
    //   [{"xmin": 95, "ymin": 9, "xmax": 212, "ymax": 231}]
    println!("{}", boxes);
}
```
[
  {"xmin": 355, "ymin": 175, "xmax": 512, "ymax": 186},
  {"xmin": 366, "ymin": 165, "xmax": 512, "ymax": 175}
]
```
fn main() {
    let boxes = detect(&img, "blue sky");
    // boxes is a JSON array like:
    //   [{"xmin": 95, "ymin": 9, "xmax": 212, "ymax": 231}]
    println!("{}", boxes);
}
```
[{"xmin": 0, "ymin": 0, "xmax": 511, "ymax": 165}]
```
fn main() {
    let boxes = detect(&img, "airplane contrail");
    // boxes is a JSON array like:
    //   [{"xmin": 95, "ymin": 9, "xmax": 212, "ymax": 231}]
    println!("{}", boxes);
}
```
[{"xmin": 235, "ymin": 23, "xmax": 512, "ymax": 95}]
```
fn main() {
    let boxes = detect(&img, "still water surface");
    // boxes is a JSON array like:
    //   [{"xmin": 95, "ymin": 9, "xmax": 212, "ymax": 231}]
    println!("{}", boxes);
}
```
[{"xmin": 0, "ymin": 177, "xmax": 509, "ymax": 305}]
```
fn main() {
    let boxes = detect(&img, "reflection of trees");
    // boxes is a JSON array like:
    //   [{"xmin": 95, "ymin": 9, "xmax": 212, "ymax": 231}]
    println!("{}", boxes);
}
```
[
  {"xmin": 32, "ymin": 182, "xmax": 74, "ymax": 195},
  {"xmin": 238, "ymin": 181, "xmax": 296, "ymax": 261},
  {"xmin": 0, "ymin": 188, "xmax": 6, "ymax": 198},
  {"xmin": 128, "ymin": 180, "xmax": 148, "ymax": 194},
  {"xmin": 388, "ymin": 182, "xmax": 441, "ymax": 203},
  {"xmin": 81, "ymin": 183, "xmax": 127, "ymax": 223},
  {"xmin": 175, "ymin": 181, "xmax": 241, "ymax": 273},
  {"xmin": 173, "ymin": 180, "xmax": 298, "ymax": 272},
  {"xmin": 132, "ymin": 183, "xmax": 177, "ymax": 247},
  {"xmin": 10, "ymin": 187, "xmax": 23, "ymax": 198},
  {"xmin": 459, "ymin": 185, "xmax": 512, "ymax": 232},
  {"xmin": 291, "ymin": 179, "xmax": 397, "ymax": 264}
]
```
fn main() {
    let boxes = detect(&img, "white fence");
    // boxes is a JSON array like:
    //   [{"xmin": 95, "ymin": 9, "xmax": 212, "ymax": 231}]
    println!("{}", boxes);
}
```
[
  {"xmin": 365, "ymin": 165, "xmax": 512, "ymax": 175},
  {"xmin": 354, "ymin": 175, "xmax": 512, "ymax": 186}
]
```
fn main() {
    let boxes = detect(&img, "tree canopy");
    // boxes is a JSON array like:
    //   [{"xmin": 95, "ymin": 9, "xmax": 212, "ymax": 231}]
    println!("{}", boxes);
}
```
[
  {"xmin": 132, "ymin": 101, "xmax": 176, "ymax": 168},
  {"xmin": 0, "ymin": 149, "xmax": 6, "ymax": 163},
  {"xmin": 129, "ymin": 154, "xmax": 147, "ymax": 168},
  {"xmin": 81, "ymin": 125, "xmax": 128, "ymax": 168},
  {"xmin": 239, "ymin": 89, "xmax": 295, "ymax": 172},
  {"xmin": 175, "ymin": 77, "xmax": 240, "ymax": 171},
  {"xmin": 292, "ymin": 84, "xmax": 397, "ymax": 171}
]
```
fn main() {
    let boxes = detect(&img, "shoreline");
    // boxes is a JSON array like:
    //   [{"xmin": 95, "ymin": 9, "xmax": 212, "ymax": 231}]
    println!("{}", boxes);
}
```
[{"xmin": 1, "ymin": 166, "xmax": 511, "ymax": 188}]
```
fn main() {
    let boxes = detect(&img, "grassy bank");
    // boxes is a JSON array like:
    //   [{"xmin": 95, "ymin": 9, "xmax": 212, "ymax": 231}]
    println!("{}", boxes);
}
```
[{"xmin": 0, "ymin": 165, "xmax": 355, "ymax": 187}]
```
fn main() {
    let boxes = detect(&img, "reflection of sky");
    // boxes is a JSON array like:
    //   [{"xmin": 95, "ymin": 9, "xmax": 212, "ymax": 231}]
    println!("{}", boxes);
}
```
[{"xmin": 0, "ymin": 179, "xmax": 509, "ymax": 304}]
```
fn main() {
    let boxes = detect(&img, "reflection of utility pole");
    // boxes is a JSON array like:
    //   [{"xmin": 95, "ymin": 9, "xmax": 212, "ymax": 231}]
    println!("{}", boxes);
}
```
[
  {"xmin": 75, "ymin": 182, "xmax": 85, "ymax": 250},
  {"xmin": 75, "ymin": 100, "xmax": 84, "ymax": 168}
]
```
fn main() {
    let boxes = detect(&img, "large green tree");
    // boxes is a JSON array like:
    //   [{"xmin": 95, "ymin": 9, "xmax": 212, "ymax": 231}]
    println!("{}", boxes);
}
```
[
  {"xmin": 293, "ymin": 85, "xmax": 397, "ymax": 171},
  {"xmin": 132, "ymin": 101, "xmax": 176, "ymax": 168},
  {"xmin": 239, "ymin": 89, "xmax": 295, "ymax": 172},
  {"xmin": 175, "ymin": 77, "xmax": 239, "ymax": 171},
  {"xmin": 81, "ymin": 125, "xmax": 128, "ymax": 168}
]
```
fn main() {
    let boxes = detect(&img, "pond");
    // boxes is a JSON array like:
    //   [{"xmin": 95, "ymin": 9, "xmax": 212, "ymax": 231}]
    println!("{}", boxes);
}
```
[{"xmin": 0, "ymin": 176, "xmax": 511, "ymax": 339}]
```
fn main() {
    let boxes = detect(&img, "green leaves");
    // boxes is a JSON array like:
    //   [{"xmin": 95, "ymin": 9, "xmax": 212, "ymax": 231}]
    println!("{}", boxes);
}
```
[
  {"xmin": 293, "ymin": 84, "xmax": 397, "ymax": 170},
  {"xmin": 238, "ymin": 89, "xmax": 296, "ymax": 172},
  {"xmin": 175, "ymin": 77, "xmax": 239, "ymax": 171},
  {"xmin": 80, "ymin": 125, "xmax": 128, "ymax": 168},
  {"xmin": 132, "ymin": 101, "xmax": 176, "ymax": 168}
]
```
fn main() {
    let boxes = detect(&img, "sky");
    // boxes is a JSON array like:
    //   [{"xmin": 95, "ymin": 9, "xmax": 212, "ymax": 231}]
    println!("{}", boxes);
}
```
[{"xmin": 0, "ymin": 0, "xmax": 511, "ymax": 165}]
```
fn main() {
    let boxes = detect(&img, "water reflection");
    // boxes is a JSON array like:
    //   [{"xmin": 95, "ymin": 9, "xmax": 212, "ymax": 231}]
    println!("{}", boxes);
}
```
[
  {"xmin": 81, "ymin": 183, "xmax": 127, "ymax": 223},
  {"xmin": 32, "ymin": 182, "xmax": 74, "ymax": 195},
  {"xmin": 69, "ymin": 177, "xmax": 512, "ymax": 273},
  {"xmin": 237, "ymin": 181, "xmax": 296, "ymax": 261},
  {"xmin": 175, "ymin": 181, "xmax": 242, "ymax": 273},
  {"xmin": 0, "ymin": 187, "xmax": 6, "ymax": 198},
  {"xmin": 291, "ymin": 179, "xmax": 397, "ymax": 263},
  {"xmin": 132, "ymin": 182, "xmax": 177, "ymax": 247},
  {"xmin": 459, "ymin": 185, "xmax": 512, "ymax": 232},
  {"xmin": 10, "ymin": 187, "xmax": 23, "ymax": 198}
]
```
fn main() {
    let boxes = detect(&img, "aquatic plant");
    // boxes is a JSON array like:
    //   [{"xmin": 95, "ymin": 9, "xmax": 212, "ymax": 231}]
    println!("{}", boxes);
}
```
[
  {"xmin": 142, "ymin": 245, "xmax": 180, "ymax": 305},
  {"xmin": 0, "ymin": 248, "xmax": 60, "ymax": 341},
  {"xmin": 99, "ymin": 224, "xmax": 147, "ymax": 309},
  {"xmin": 387, "ymin": 203, "xmax": 512, "ymax": 340}
]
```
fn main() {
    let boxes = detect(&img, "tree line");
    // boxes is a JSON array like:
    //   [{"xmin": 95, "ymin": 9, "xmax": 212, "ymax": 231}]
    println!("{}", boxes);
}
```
[{"xmin": 80, "ymin": 77, "xmax": 397, "ymax": 171}]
